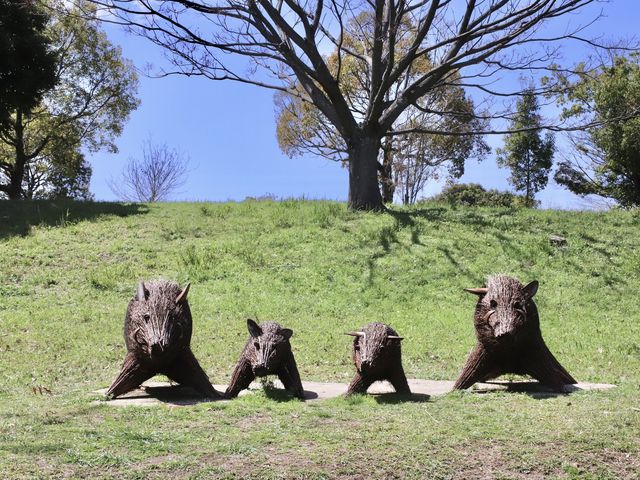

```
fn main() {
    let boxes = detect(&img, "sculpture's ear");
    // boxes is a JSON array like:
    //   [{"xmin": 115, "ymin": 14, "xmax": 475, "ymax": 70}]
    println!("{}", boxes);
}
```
[
  {"xmin": 464, "ymin": 287, "xmax": 488, "ymax": 296},
  {"xmin": 136, "ymin": 280, "xmax": 148, "ymax": 301},
  {"xmin": 523, "ymin": 280, "xmax": 539, "ymax": 299},
  {"xmin": 281, "ymin": 328, "xmax": 293, "ymax": 340},
  {"xmin": 247, "ymin": 319, "xmax": 262, "ymax": 338},
  {"xmin": 175, "ymin": 283, "xmax": 191, "ymax": 304}
]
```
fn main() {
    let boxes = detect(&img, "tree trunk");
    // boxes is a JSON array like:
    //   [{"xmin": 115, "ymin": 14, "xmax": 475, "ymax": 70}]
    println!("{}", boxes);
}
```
[
  {"xmin": 380, "ymin": 138, "xmax": 395, "ymax": 204},
  {"xmin": 348, "ymin": 135, "xmax": 384, "ymax": 211},
  {"xmin": 525, "ymin": 151, "xmax": 533, "ymax": 207},
  {"xmin": 7, "ymin": 109, "xmax": 26, "ymax": 199}
]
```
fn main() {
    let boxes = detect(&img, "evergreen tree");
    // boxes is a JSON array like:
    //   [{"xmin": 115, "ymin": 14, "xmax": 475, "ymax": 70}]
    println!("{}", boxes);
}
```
[{"xmin": 497, "ymin": 90, "xmax": 555, "ymax": 207}]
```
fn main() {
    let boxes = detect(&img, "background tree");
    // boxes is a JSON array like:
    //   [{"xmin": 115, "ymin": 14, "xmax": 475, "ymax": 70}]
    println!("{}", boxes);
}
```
[
  {"xmin": 108, "ymin": 140, "xmax": 190, "ymax": 202},
  {"xmin": 0, "ymin": 120, "xmax": 93, "ymax": 199},
  {"xmin": 391, "ymin": 90, "xmax": 489, "ymax": 205},
  {"xmin": 88, "ymin": 0, "xmax": 614, "ymax": 211},
  {"xmin": 0, "ymin": 0, "xmax": 139, "ymax": 200},
  {"xmin": 274, "ymin": 13, "xmax": 488, "ymax": 205},
  {"xmin": 497, "ymin": 90, "xmax": 555, "ymax": 207},
  {"xmin": 551, "ymin": 55, "xmax": 640, "ymax": 207},
  {"xmin": 0, "ymin": 0, "xmax": 58, "ymax": 133}
]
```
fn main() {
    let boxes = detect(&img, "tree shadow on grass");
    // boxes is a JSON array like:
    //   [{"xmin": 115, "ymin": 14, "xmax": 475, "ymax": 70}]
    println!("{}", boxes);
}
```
[
  {"xmin": 436, "ymin": 245, "xmax": 485, "ymax": 285},
  {"xmin": 364, "ymin": 207, "xmax": 446, "ymax": 286},
  {"xmin": 386, "ymin": 207, "xmax": 447, "ymax": 244},
  {"xmin": 0, "ymin": 200, "xmax": 149, "ymax": 240}
]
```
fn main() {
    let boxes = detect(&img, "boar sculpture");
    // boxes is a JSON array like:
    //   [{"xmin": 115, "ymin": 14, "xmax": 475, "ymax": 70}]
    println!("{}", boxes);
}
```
[
  {"xmin": 346, "ymin": 322, "xmax": 410, "ymax": 395},
  {"xmin": 107, "ymin": 280, "xmax": 220, "ymax": 399},
  {"xmin": 454, "ymin": 275, "xmax": 576, "ymax": 392},
  {"xmin": 224, "ymin": 319, "xmax": 305, "ymax": 399}
]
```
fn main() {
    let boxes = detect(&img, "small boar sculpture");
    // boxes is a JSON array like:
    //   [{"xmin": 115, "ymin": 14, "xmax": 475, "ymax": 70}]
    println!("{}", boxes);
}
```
[
  {"xmin": 107, "ymin": 280, "xmax": 220, "ymax": 399},
  {"xmin": 346, "ymin": 322, "xmax": 410, "ymax": 395},
  {"xmin": 224, "ymin": 319, "xmax": 304, "ymax": 399},
  {"xmin": 454, "ymin": 275, "xmax": 576, "ymax": 392}
]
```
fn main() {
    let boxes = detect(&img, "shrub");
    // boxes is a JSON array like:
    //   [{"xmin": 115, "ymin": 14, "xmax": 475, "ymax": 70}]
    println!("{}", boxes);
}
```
[{"xmin": 428, "ymin": 183, "xmax": 534, "ymax": 207}]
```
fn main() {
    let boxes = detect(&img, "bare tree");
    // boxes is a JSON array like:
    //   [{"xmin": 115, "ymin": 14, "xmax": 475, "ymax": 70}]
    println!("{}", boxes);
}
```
[
  {"xmin": 274, "ymin": 24, "xmax": 489, "ymax": 206},
  {"xmin": 109, "ymin": 140, "xmax": 190, "ymax": 202},
  {"xmin": 86, "ymin": 0, "xmax": 633, "ymax": 210}
]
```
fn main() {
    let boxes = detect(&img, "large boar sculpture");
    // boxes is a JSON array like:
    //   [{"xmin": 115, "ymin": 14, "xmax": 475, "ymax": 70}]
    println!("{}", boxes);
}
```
[
  {"xmin": 107, "ymin": 280, "xmax": 220, "ymax": 399},
  {"xmin": 454, "ymin": 275, "xmax": 576, "ymax": 392}
]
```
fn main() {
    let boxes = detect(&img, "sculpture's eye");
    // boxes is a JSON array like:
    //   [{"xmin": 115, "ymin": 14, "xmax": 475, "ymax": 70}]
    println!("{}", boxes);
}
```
[
  {"xmin": 513, "ymin": 302, "xmax": 523, "ymax": 311},
  {"xmin": 143, "ymin": 314, "xmax": 150, "ymax": 323},
  {"xmin": 354, "ymin": 342, "xmax": 360, "ymax": 351},
  {"xmin": 254, "ymin": 342, "xmax": 260, "ymax": 350},
  {"xmin": 489, "ymin": 299, "xmax": 498, "ymax": 308}
]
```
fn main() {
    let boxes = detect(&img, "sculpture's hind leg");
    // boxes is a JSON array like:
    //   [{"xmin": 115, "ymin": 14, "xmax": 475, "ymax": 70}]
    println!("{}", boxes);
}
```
[
  {"xmin": 523, "ymin": 340, "xmax": 577, "ymax": 392},
  {"xmin": 107, "ymin": 352, "xmax": 154, "ymax": 398},
  {"xmin": 277, "ymin": 354, "xmax": 305, "ymax": 399},
  {"xmin": 387, "ymin": 365, "xmax": 411, "ymax": 394},
  {"xmin": 224, "ymin": 357, "xmax": 255, "ymax": 399},
  {"xmin": 346, "ymin": 372, "xmax": 375, "ymax": 395},
  {"xmin": 453, "ymin": 344, "xmax": 502, "ymax": 390},
  {"xmin": 163, "ymin": 348, "xmax": 220, "ymax": 398}
]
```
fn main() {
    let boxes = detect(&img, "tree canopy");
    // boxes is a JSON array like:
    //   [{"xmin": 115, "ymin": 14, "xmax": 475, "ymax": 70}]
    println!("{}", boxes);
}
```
[
  {"xmin": 0, "ymin": 0, "xmax": 58, "ymax": 132},
  {"xmin": 551, "ymin": 55, "xmax": 640, "ymax": 207},
  {"xmin": 274, "ymin": 12, "xmax": 488, "ymax": 204},
  {"xmin": 0, "ymin": 0, "xmax": 139, "ymax": 199}
]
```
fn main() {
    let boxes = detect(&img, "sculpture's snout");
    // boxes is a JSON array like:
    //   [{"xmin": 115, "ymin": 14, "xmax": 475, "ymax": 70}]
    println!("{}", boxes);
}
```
[
  {"xmin": 360, "ymin": 359, "xmax": 372, "ymax": 374},
  {"xmin": 253, "ymin": 363, "xmax": 268, "ymax": 376},
  {"xmin": 150, "ymin": 343, "xmax": 165, "ymax": 357},
  {"xmin": 493, "ymin": 318, "xmax": 518, "ymax": 339}
]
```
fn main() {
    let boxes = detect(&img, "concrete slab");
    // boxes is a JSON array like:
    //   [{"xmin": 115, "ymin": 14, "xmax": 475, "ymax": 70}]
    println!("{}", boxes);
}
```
[{"xmin": 93, "ymin": 379, "xmax": 615, "ymax": 407}]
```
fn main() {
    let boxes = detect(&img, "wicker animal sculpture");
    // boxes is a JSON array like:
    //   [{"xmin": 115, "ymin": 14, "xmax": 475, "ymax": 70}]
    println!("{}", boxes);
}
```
[
  {"xmin": 107, "ymin": 280, "xmax": 220, "ymax": 399},
  {"xmin": 454, "ymin": 275, "xmax": 576, "ymax": 392},
  {"xmin": 345, "ymin": 322, "xmax": 410, "ymax": 395},
  {"xmin": 224, "ymin": 319, "xmax": 304, "ymax": 399}
]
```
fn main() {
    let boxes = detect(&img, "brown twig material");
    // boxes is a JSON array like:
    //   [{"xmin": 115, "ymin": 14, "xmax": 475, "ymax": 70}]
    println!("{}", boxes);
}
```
[
  {"xmin": 225, "ymin": 320, "xmax": 304, "ymax": 399},
  {"xmin": 346, "ymin": 322, "xmax": 410, "ymax": 396},
  {"xmin": 107, "ymin": 280, "xmax": 220, "ymax": 399},
  {"xmin": 454, "ymin": 275, "xmax": 576, "ymax": 392}
]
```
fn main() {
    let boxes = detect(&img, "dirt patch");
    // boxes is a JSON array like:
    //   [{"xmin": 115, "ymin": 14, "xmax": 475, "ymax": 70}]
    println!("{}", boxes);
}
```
[
  {"xmin": 448, "ymin": 444, "xmax": 548, "ymax": 480},
  {"xmin": 235, "ymin": 413, "xmax": 273, "ymax": 432},
  {"xmin": 446, "ymin": 441, "xmax": 640, "ymax": 480}
]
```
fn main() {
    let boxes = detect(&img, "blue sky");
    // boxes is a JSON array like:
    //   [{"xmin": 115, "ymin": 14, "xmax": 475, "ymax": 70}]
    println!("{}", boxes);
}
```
[{"xmin": 89, "ymin": 0, "xmax": 638, "ymax": 208}]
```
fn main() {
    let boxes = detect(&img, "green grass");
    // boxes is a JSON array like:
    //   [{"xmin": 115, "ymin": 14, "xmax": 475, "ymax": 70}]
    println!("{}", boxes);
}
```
[{"xmin": 0, "ymin": 199, "xmax": 639, "ymax": 479}]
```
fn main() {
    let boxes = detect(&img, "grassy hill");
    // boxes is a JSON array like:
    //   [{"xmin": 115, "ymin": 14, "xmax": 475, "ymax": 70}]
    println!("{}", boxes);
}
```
[{"xmin": 0, "ymin": 199, "xmax": 638, "ymax": 478}]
